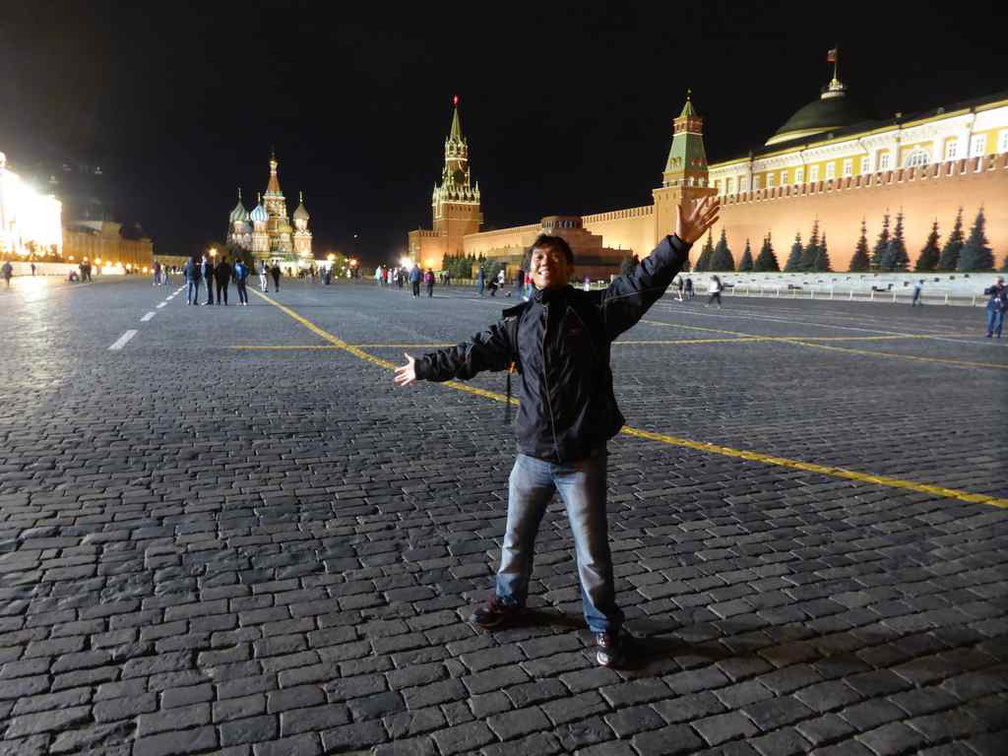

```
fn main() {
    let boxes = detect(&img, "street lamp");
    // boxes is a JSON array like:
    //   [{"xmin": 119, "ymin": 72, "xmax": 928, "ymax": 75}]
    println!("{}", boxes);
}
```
[{"xmin": 209, "ymin": 248, "xmax": 217, "ymax": 259}]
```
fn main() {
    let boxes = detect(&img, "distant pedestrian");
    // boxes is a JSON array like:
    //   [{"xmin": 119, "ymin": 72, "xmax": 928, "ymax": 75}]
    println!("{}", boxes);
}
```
[
  {"xmin": 409, "ymin": 264, "xmax": 422, "ymax": 298},
  {"xmin": 234, "ymin": 259, "xmax": 249, "ymax": 305},
  {"xmin": 984, "ymin": 276, "xmax": 1006, "ymax": 338},
  {"xmin": 912, "ymin": 279, "xmax": 924, "ymax": 307},
  {"xmin": 685, "ymin": 276, "xmax": 693, "ymax": 299},
  {"xmin": 498, "ymin": 269, "xmax": 506, "ymax": 291},
  {"xmin": 30, "ymin": 262, "xmax": 36, "ymax": 276},
  {"xmin": 583, "ymin": 275, "xmax": 591, "ymax": 292},
  {"xmin": 185, "ymin": 256, "xmax": 202, "ymax": 305},
  {"xmin": 514, "ymin": 269, "xmax": 526, "ymax": 299},
  {"xmin": 201, "ymin": 256, "xmax": 215, "ymax": 305},
  {"xmin": 376, "ymin": 265, "xmax": 384, "ymax": 286},
  {"xmin": 270, "ymin": 263, "xmax": 281, "ymax": 292},
  {"xmin": 215, "ymin": 257, "xmax": 232, "ymax": 305},
  {"xmin": 706, "ymin": 275, "xmax": 723, "ymax": 308},
  {"xmin": 425, "ymin": 268, "xmax": 435, "ymax": 298},
  {"xmin": 153, "ymin": 261, "xmax": 161, "ymax": 286},
  {"xmin": 1, "ymin": 261, "xmax": 12, "ymax": 288},
  {"xmin": 258, "ymin": 260, "xmax": 269, "ymax": 292},
  {"xmin": 675, "ymin": 276, "xmax": 684, "ymax": 301},
  {"xmin": 477, "ymin": 267, "xmax": 485, "ymax": 296}
]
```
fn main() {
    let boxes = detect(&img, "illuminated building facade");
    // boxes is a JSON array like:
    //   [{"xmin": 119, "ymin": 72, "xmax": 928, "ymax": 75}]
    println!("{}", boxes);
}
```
[
  {"xmin": 0, "ymin": 151, "xmax": 63, "ymax": 259},
  {"xmin": 228, "ymin": 151, "xmax": 313, "ymax": 266},
  {"xmin": 411, "ymin": 57, "xmax": 1007, "ymax": 274}
]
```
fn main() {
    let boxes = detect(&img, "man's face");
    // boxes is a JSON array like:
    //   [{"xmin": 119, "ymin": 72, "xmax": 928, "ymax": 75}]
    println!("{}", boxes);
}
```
[{"xmin": 529, "ymin": 245, "xmax": 573, "ymax": 290}]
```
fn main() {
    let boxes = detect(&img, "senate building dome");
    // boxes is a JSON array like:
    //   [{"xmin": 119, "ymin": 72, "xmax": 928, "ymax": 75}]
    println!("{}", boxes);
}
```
[{"xmin": 765, "ymin": 75, "xmax": 866, "ymax": 147}]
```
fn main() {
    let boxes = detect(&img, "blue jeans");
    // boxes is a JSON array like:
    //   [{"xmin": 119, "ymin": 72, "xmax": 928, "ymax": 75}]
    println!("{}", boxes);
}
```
[
  {"xmin": 187, "ymin": 279, "xmax": 201, "ymax": 304},
  {"xmin": 496, "ymin": 450, "xmax": 622, "ymax": 634},
  {"xmin": 987, "ymin": 307, "xmax": 1004, "ymax": 336}
]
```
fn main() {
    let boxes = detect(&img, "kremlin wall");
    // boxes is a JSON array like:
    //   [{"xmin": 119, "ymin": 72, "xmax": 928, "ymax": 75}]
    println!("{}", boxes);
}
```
[{"xmin": 411, "ymin": 61, "xmax": 1008, "ymax": 276}]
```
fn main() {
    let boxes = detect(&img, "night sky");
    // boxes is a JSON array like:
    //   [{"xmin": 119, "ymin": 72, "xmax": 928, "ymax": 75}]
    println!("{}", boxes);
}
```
[{"xmin": 2, "ymin": 1, "xmax": 1004, "ymax": 266}]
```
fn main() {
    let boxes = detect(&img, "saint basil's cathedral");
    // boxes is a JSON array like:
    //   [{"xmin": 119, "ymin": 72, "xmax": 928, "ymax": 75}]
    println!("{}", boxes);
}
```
[{"xmin": 227, "ymin": 151, "xmax": 313, "ymax": 266}]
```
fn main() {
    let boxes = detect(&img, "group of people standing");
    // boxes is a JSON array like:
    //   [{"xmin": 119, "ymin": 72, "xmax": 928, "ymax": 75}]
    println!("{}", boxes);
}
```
[
  {"xmin": 376, "ymin": 264, "xmax": 436, "ymax": 298},
  {"xmin": 183, "ymin": 254, "xmax": 261, "ymax": 306}
]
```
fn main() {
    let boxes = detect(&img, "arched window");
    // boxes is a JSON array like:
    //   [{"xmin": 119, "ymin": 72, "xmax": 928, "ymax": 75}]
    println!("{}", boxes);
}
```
[{"xmin": 903, "ymin": 149, "xmax": 929, "ymax": 169}]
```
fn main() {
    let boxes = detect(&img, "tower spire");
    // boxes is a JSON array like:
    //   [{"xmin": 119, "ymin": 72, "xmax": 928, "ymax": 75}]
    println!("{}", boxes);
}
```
[{"xmin": 449, "ymin": 95, "xmax": 463, "ymax": 141}]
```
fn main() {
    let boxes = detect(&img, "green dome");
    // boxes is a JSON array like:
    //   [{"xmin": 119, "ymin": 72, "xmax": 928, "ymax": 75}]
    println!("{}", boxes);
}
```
[{"xmin": 766, "ymin": 86, "xmax": 865, "ymax": 147}]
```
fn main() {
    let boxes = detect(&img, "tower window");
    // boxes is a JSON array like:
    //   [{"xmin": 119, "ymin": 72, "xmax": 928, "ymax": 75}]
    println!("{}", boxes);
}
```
[
  {"xmin": 809, "ymin": 165, "xmax": 820, "ymax": 183},
  {"xmin": 795, "ymin": 167, "xmax": 804, "ymax": 184},
  {"xmin": 878, "ymin": 151, "xmax": 890, "ymax": 171},
  {"xmin": 780, "ymin": 170, "xmax": 788, "ymax": 185},
  {"xmin": 860, "ymin": 156, "xmax": 870, "ymax": 174},
  {"xmin": 842, "ymin": 158, "xmax": 853, "ymax": 177},
  {"xmin": 766, "ymin": 173, "xmax": 774, "ymax": 188},
  {"xmin": 825, "ymin": 162, "xmax": 836, "ymax": 180},
  {"xmin": 970, "ymin": 134, "xmax": 986, "ymax": 157},
  {"xmin": 945, "ymin": 139, "xmax": 958, "ymax": 160}
]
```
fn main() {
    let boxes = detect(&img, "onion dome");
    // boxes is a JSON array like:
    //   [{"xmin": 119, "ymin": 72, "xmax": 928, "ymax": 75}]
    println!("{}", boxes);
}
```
[
  {"xmin": 765, "ymin": 75, "xmax": 865, "ymax": 147},
  {"xmin": 229, "ymin": 188, "xmax": 249, "ymax": 223},
  {"xmin": 250, "ymin": 192, "xmax": 268, "ymax": 222},
  {"xmin": 293, "ymin": 191, "xmax": 309, "ymax": 221}
]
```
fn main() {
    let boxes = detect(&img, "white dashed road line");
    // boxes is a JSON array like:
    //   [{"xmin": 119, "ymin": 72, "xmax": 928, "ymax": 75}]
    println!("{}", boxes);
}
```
[
  {"xmin": 156, "ymin": 302, "xmax": 167, "ymax": 309},
  {"xmin": 141, "ymin": 312, "xmax": 156, "ymax": 322},
  {"xmin": 109, "ymin": 330, "xmax": 138, "ymax": 351}
]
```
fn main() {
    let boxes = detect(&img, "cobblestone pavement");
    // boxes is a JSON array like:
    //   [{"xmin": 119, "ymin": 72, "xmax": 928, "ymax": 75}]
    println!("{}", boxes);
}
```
[{"xmin": 1, "ymin": 277, "xmax": 1006, "ymax": 756}]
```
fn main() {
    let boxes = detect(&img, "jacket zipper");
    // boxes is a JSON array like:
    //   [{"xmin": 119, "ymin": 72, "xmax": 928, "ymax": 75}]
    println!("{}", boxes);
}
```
[{"xmin": 540, "ymin": 303, "xmax": 561, "ymax": 458}]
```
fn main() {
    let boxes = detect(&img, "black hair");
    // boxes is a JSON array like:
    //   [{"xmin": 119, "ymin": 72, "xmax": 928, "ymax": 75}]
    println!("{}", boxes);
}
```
[{"xmin": 529, "ymin": 234, "xmax": 574, "ymax": 265}]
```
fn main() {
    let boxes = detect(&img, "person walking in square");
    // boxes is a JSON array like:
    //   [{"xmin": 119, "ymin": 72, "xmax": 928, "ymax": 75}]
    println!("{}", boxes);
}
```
[
  {"xmin": 394, "ymin": 197, "xmax": 719, "ymax": 667},
  {"xmin": 201, "ymin": 255, "xmax": 215, "ymax": 305},
  {"xmin": 153, "ymin": 261, "xmax": 161, "ymax": 286},
  {"xmin": 425, "ymin": 268, "xmax": 435, "ymax": 298},
  {"xmin": 685, "ymin": 276, "xmax": 693, "ymax": 299},
  {"xmin": 184, "ymin": 255, "xmax": 202, "ymax": 305},
  {"xmin": 705, "ymin": 274, "xmax": 723, "ymax": 308},
  {"xmin": 234, "ymin": 259, "xmax": 249, "ymax": 305},
  {"xmin": 984, "ymin": 276, "xmax": 1006, "ymax": 338},
  {"xmin": 912, "ymin": 279, "xmax": 924, "ymax": 307},
  {"xmin": 270, "ymin": 263, "xmax": 281, "ymax": 292},
  {"xmin": 2, "ymin": 261, "xmax": 12, "ymax": 288},
  {"xmin": 409, "ymin": 264, "xmax": 422, "ymax": 298},
  {"xmin": 258, "ymin": 260, "xmax": 269, "ymax": 292},
  {"xmin": 215, "ymin": 257, "xmax": 232, "ymax": 305}
]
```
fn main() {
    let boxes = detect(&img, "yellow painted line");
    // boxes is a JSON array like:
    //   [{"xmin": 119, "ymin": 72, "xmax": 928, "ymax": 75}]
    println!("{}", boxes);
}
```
[
  {"xmin": 252, "ymin": 291, "xmax": 1008, "ymax": 509},
  {"xmin": 230, "ymin": 345, "xmax": 341, "ymax": 350},
  {"xmin": 620, "ymin": 427, "xmax": 1008, "ymax": 509},
  {"xmin": 784, "ymin": 339, "xmax": 1008, "ymax": 370},
  {"xmin": 642, "ymin": 319, "xmax": 1007, "ymax": 369}
]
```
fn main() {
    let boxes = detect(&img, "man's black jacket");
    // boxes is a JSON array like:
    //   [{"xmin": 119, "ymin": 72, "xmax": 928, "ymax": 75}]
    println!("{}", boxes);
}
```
[{"xmin": 415, "ymin": 234, "xmax": 691, "ymax": 462}]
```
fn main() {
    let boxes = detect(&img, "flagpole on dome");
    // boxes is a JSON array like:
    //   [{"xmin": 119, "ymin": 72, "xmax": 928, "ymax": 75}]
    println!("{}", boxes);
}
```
[{"xmin": 828, "ymin": 47, "xmax": 839, "ymax": 86}]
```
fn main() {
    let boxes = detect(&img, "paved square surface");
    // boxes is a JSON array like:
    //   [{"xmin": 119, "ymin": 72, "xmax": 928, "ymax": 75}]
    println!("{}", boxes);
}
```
[{"xmin": 1, "ymin": 275, "xmax": 1006, "ymax": 755}]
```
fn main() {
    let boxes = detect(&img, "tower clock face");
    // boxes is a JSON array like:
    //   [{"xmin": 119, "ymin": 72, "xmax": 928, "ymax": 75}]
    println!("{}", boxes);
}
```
[{"xmin": 453, "ymin": 168, "xmax": 465, "ymax": 185}]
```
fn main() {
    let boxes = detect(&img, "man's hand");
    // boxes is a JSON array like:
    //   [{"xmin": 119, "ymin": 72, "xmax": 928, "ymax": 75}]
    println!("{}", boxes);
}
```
[
  {"xmin": 675, "ymin": 195, "xmax": 721, "ymax": 245},
  {"xmin": 393, "ymin": 353, "xmax": 417, "ymax": 387}
]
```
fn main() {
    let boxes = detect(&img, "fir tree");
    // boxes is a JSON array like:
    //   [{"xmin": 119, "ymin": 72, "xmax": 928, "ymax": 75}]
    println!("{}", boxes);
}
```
[
  {"xmin": 914, "ymin": 220, "xmax": 941, "ymax": 272},
  {"xmin": 753, "ymin": 234, "xmax": 780, "ymax": 272},
  {"xmin": 871, "ymin": 211, "xmax": 890, "ymax": 270},
  {"xmin": 957, "ymin": 207, "xmax": 995, "ymax": 271},
  {"xmin": 710, "ymin": 229, "xmax": 735, "ymax": 271},
  {"xmin": 694, "ymin": 232, "xmax": 714, "ymax": 271},
  {"xmin": 849, "ymin": 219, "xmax": 871, "ymax": 272},
  {"xmin": 784, "ymin": 232, "xmax": 803, "ymax": 272},
  {"xmin": 738, "ymin": 239, "xmax": 754, "ymax": 271},
  {"xmin": 799, "ymin": 220, "xmax": 821, "ymax": 271},
  {"xmin": 880, "ymin": 211, "xmax": 910, "ymax": 271},
  {"xmin": 1002, "ymin": 254, "xmax": 1008, "ymax": 273},
  {"xmin": 938, "ymin": 208, "xmax": 964, "ymax": 271},
  {"xmin": 814, "ymin": 233, "xmax": 833, "ymax": 272}
]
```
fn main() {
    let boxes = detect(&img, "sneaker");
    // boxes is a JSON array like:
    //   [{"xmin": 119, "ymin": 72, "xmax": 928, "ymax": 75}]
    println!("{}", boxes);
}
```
[
  {"xmin": 468, "ymin": 596, "xmax": 522, "ymax": 630},
  {"xmin": 594, "ymin": 631, "xmax": 623, "ymax": 668}
]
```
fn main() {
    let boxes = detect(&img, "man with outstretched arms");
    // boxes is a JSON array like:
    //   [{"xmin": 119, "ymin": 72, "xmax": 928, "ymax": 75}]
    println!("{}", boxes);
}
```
[{"xmin": 394, "ymin": 197, "xmax": 719, "ymax": 666}]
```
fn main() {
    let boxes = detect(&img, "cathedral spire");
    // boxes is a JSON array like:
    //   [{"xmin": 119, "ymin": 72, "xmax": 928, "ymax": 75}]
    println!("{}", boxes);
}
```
[{"xmin": 267, "ymin": 150, "xmax": 282, "ymax": 195}]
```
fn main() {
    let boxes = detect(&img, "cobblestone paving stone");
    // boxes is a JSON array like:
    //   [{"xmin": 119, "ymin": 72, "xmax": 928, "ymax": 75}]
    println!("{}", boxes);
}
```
[{"xmin": 0, "ymin": 278, "xmax": 1006, "ymax": 755}]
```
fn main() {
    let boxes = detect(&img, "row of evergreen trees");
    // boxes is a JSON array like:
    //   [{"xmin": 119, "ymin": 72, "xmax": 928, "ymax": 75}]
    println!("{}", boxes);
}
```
[{"xmin": 690, "ymin": 206, "xmax": 1004, "ymax": 273}]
